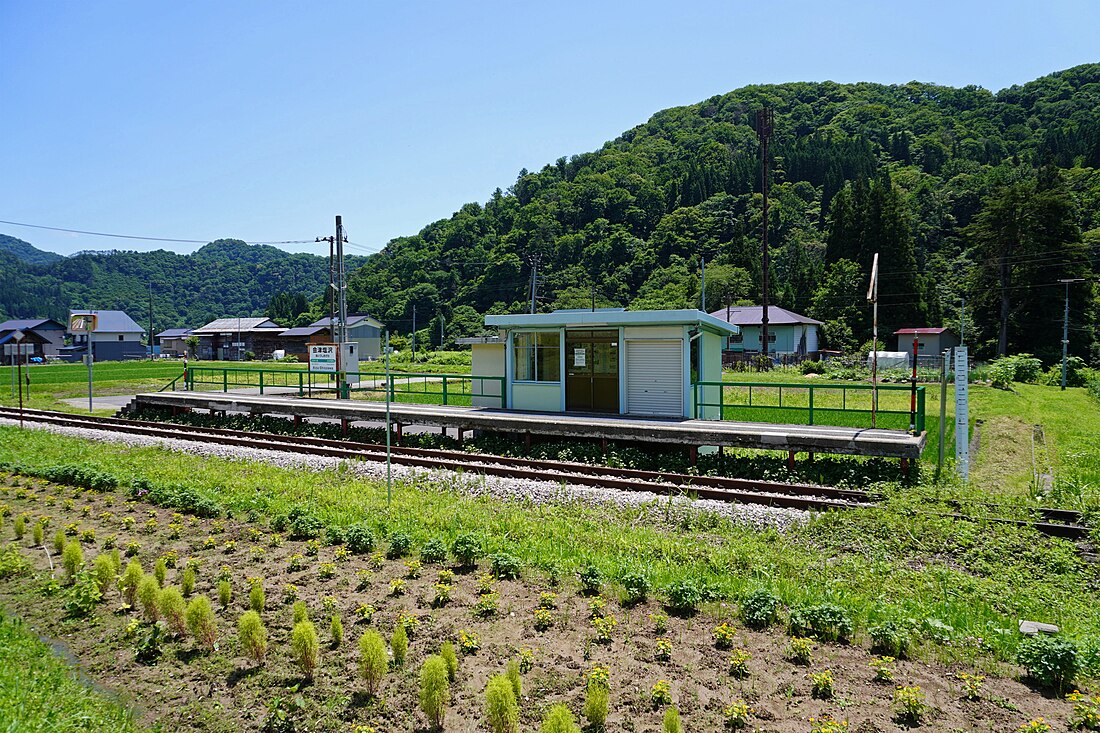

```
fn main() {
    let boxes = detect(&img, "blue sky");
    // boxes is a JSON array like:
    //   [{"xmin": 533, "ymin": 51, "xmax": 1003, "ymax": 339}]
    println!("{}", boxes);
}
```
[{"xmin": 1, "ymin": 1, "xmax": 1098, "ymax": 258}]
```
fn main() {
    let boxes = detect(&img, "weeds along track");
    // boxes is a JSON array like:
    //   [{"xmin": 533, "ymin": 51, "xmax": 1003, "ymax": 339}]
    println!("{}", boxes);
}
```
[{"xmin": 0, "ymin": 407, "xmax": 1091, "ymax": 538}]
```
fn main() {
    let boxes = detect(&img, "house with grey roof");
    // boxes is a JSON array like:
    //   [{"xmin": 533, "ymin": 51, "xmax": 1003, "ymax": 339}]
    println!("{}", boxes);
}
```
[
  {"xmin": 192, "ymin": 317, "xmax": 285, "ymax": 361},
  {"xmin": 155, "ymin": 327, "xmax": 194, "ymax": 357},
  {"xmin": 0, "ymin": 318, "xmax": 66, "ymax": 361},
  {"xmin": 61, "ymin": 310, "xmax": 146, "ymax": 362},
  {"xmin": 709, "ymin": 306, "xmax": 822, "ymax": 359},
  {"xmin": 307, "ymin": 314, "xmax": 384, "ymax": 359}
]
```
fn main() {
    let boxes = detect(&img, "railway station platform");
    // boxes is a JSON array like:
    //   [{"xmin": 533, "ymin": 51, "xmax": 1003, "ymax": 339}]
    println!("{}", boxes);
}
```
[{"xmin": 129, "ymin": 391, "xmax": 926, "ymax": 461}]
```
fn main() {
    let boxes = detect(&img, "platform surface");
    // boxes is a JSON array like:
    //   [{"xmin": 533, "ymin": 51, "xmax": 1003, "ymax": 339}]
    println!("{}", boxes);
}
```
[{"xmin": 132, "ymin": 391, "xmax": 926, "ymax": 459}]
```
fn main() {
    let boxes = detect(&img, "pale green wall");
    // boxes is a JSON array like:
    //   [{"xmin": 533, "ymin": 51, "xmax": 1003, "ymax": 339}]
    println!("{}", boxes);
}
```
[
  {"xmin": 471, "ymin": 343, "xmax": 505, "ymax": 407},
  {"xmin": 511, "ymin": 382, "xmax": 562, "ymax": 412}
]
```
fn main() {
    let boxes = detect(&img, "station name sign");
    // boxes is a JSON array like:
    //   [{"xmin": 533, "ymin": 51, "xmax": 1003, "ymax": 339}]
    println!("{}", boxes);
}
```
[{"xmin": 309, "ymin": 344, "xmax": 338, "ymax": 373}]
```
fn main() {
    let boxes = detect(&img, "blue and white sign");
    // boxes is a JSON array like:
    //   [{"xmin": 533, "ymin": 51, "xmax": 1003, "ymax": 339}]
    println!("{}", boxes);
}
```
[{"xmin": 309, "ymin": 344, "xmax": 337, "ymax": 373}]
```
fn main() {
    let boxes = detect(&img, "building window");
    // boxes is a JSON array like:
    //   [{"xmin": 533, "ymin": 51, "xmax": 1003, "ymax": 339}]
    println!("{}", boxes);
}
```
[
  {"xmin": 729, "ymin": 333, "xmax": 743, "ymax": 345},
  {"xmin": 513, "ymin": 331, "xmax": 560, "ymax": 382},
  {"xmin": 767, "ymin": 332, "xmax": 777, "ymax": 343},
  {"xmin": 118, "ymin": 335, "xmax": 124, "ymax": 341}
]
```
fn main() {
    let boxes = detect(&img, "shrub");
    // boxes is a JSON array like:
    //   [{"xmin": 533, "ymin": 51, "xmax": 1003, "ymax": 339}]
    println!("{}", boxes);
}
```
[
  {"xmin": 65, "ymin": 571, "xmax": 102, "ymax": 618},
  {"xmin": 665, "ymin": 577, "xmax": 703, "ymax": 614},
  {"xmin": 386, "ymin": 531, "xmax": 412, "ymax": 559},
  {"xmin": 359, "ymin": 629, "xmax": 388, "ymax": 696},
  {"xmin": 519, "ymin": 647, "xmax": 535, "ymax": 674},
  {"xmin": 32, "ymin": 520, "xmax": 43, "ymax": 546},
  {"xmin": 534, "ymin": 608, "xmax": 554, "ymax": 631},
  {"xmin": 286, "ymin": 506, "xmax": 324, "ymax": 540},
  {"xmin": 249, "ymin": 580, "xmax": 265, "ymax": 613},
  {"xmin": 181, "ymin": 566, "xmax": 196, "ymax": 597},
  {"xmin": 218, "ymin": 579, "xmax": 232, "ymax": 609},
  {"xmin": 1017, "ymin": 635, "xmax": 1079, "ymax": 692},
  {"xmin": 1018, "ymin": 720, "xmax": 1053, "ymax": 732},
  {"xmin": 651, "ymin": 679, "xmax": 672, "ymax": 707},
  {"xmin": 420, "ymin": 537, "xmax": 448, "ymax": 565},
  {"xmin": 662, "ymin": 706, "xmax": 682, "ymax": 733},
  {"xmin": 474, "ymin": 592, "xmax": 499, "ymax": 618},
  {"xmin": 810, "ymin": 669, "xmax": 834, "ymax": 699},
  {"xmin": 539, "ymin": 704, "xmax": 580, "ymax": 733},
  {"xmin": 282, "ymin": 583, "xmax": 298, "ymax": 604},
  {"xmin": 389, "ymin": 577, "xmax": 407, "ymax": 597},
  {"xmin": 341, "ymin": 522, "xmax": 375, "ymax": 554},
  {"xmin": 92, "ymin": 554, "xmax": 116, "ymax": 595},
  {"xmin": 989, "ymin": 353, "xmax": 1043, "ymax": 388},
  {"xmin": 185, "ymin": 596, "xmax": 218, "ymax": 651},
  {"xmin": 238, "ymin": 610, "xmax": 267, "ymax": 664},
  {"xmin": 61, "ymin": 540, "xmax": 84, "ymax": 584},
  {"xmin": 432, "ymin": 582, "xmax": 452, "ymax": 608},
  {"xmin": 292, "ymin": 600, "xmax": 309, "ymax": 625},
  {"xmin": 583, "ymin": 681, "xmax": 609, "ymax": 728},
  {"xmin": 330, "ymin": 614, "xmax": 343, "ymax": 647},
  {"xmin": 452, "ymin": 532, "xmax": 482, "ymax": 567},
  {"xmin": 458, "ymin": 629, "xmax": 480, "ymax": 654},
  {"xmin": 578, "ymin": 564, "xmax": 602, "ymax": 595},
  {"xmin": 810, "ymin": 715, "xmax": 850, "ymax": 733},
  {"xmin": 484, "ymin": 675, "xmax": 520, "ymax": 733},
  {"xmin": 650, "ymin": 612, "xmax": 669, "ymax": 634},
  {"xmin": 153, "ymin": 557, "xmax": 167, "ymax": 588},
  {"xmin": 419, "ymin": 655, "xmax": 451, "ymax": 730},
  {"xmin": 159, "ymin": 587, "xmax": 186, "ymax": 635},
  {"xmin": 788, "ymin": 636, "xmax": 813, "ymax": 665},
  {"xmin": 120, "ymin": 559, "xmax": 143, "ymax": 606},
  {"xmin": 619, "ymin": 566, "xmax": 650, "ymax": 605},
  {"xmin": 506, "ymin": 658, "xmax": 522, "ymax": 701},
  {"xmin": 391, "ymin": 623, "xmax": 408, "ymax": 666},
  {"xmin": 491, "ymin": 552, "xmax": 522, "ymax": 580},
  {"xmin": 404, "ymin": 559, "xmax": 422, "ymax": 579},
  {"xmin": 894, "ymin": 685, "xmax": 926, "ymax": 725},
  {"xmin": 440, "ymin": 641, "xmax": 458, "ymax": 682},
  {"xmin": 788, "ymin": 603, "xmax": 853, "ymax": 642},
  {"xmin": 740, "ymin": 587, "xmax": 781, "ymax": 628},
  {"xmin": 869, "ymin": 619, "xmax": 911, "ymax": 658},
  {"xmin": 592, "ymin": 614, "xmax": 617, "ymax": 643},
  {"xmin": 655, "ymin": 637, "xmax": 672, "ymax": 661},
  {"xmin": 354, "ymin": 603, "xmax": 376, "ymax": 622},
  {"xmin": 290, "ymin": 620, "xmax": 320, "ymax": 679},
  {"xmin": 13, "ymin": 515, "xmax": 25, "ymax": 540},
  {"xmin": 53, "ymin": 529, "xmax": 65, "ymax": 556},
  {"xmin": 1066, "ymin": 690, "xmax": 1100, "ymax": 730}
]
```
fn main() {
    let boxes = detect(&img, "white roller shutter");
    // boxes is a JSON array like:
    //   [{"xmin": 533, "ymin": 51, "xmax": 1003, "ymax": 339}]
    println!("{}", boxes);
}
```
[{"xmin": 625, "ymin": 339, "xmax": 683, "ymax": 417}]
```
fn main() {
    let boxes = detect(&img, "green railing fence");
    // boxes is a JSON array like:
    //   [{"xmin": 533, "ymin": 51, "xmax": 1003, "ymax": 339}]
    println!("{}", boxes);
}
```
[
  {"xmin": 693, "ymin": 381, "xmax": 925, "ymax": 433},
  {"xmin": 181, "ymin": 366, "xmax": 504, "ymax": 408}
]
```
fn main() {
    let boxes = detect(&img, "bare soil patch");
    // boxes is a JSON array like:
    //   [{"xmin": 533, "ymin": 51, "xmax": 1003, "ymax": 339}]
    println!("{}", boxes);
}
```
[{"xmin": 0, "ymin": 474, "xmax": 1079, "ymax": 732}]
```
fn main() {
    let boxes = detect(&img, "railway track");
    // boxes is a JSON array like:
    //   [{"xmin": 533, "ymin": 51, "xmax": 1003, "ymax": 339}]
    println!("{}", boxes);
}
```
[
  {"xmin": 1, "ymin": 406, "xmax": 1092, "ymax": 539},
  {"xmin": 0, "ymin": 406, "xmax": 864, "ymax": 512}
]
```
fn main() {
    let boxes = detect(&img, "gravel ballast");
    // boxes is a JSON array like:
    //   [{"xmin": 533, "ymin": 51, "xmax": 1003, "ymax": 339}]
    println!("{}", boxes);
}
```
[{"xmin": 1, "ymin": 418, "xmax": 810, "ymax": 532}]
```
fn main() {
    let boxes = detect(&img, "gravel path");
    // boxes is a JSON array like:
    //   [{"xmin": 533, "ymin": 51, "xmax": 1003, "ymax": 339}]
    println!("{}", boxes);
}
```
[{"xmin": 1, "ymin": 418, "xmax": 810, "ymax": 532}]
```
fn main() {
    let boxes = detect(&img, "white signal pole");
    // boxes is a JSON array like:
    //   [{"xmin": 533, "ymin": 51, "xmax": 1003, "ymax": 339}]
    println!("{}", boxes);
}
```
[{"xmin": 867, "ymin": 253, "xmax": 879, "ymax": 428}]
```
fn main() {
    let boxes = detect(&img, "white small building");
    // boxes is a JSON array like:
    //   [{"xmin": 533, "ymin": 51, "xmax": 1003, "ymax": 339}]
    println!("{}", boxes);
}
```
[{"xmin": 470, "ymin": 309, "xmax": 738, "ymax": 419}]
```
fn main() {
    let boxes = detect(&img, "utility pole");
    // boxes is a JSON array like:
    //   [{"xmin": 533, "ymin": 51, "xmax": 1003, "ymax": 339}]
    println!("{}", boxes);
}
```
[
  {"xmin": 868, "ymin": 253, "xmax": 880, "ymax": 428},
  {"xmin": 757, "ymin": 107, "xmax": 774, "ymax": 365},
  {"xmin": 440, "ymin": 313, "xmax": 445, "ymax": 349},
  {"xmin": 1059, "ymin": 278, "xmax": 1086, "ymax": 390},
  {"xmin": 411, "ymin": 304, "xmax": 417, "ymax": 362},
  {"xmin": 148, "ymin": 282, "xmax": 154, "ymax": 360},
  {"xmin": 335, "ymin": 216, "xmax": 348, "ymax": 347},
  {"xmin": 700, "ymin": 256, "xmax": 706, "ymax": 311},
  {"xmin": 528, "ymin": 254, "xmax": 541, "ymax": 314}
]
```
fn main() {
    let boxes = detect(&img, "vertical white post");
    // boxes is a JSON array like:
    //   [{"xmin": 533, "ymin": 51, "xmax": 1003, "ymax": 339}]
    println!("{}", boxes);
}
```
[
  {"xmin": 384, "ymin": 330, "xmax": 392, "ymax": 506},
  {"xmin": 867, "ymin": 253, "xmax": 879, "ymax": 428}
]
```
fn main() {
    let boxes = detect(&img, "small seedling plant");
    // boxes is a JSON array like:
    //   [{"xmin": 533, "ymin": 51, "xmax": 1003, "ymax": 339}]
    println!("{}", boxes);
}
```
[
  {"xmin": 894, "ymin": 685, "xmax": 926, "ymax": 725},
  {"xmin": 788, "ymin": 636, "xmax": 813, "ymax": 665},
  {"xmin": 1066, "ymin": 690, "xmax": 1100, "ymax": 730},
  {"xmin": 870, "ymin": 656, "xmax": 895, "ymax": 682},
  {"xmin": 957, "ymin": 672, "xmax": 984, "ymax": 701},
  {"xmin": 728, "ymin": 648, "xmax": 751, "ymax": 678},
  {"xmin": 809, "ymin": 715, "xmax": 850, "ymax": 733},
  {"xmin": 1017, "ymin": 720, "xmax": 1053, "ymax": 732},
  {"xmin": 810, "ymin": 669, "xmax": 834, "ymax": 699},
  {"xmin": 655, "ymin": 637, "xmax": 672, "ymax": 661},
  {"xmin": 712, "ymin": 622, "xmax": 736, "ymax": 649},
  {"xmin": 651, "ymin": 679, "xmax": 672, "ymax": 707},
  {"xmin": 724, "ymin": 700, "xmax": 752, "ymax": 729}
]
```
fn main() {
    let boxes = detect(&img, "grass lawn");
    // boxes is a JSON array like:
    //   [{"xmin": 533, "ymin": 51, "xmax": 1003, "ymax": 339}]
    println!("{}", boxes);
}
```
[{"xmin": 0, "ymin": 606, "xmax": 141, "ymax": 732}]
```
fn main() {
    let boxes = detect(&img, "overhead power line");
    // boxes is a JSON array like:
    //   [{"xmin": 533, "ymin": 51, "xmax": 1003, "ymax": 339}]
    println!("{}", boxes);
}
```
[{"xmin": 0, "ymin": 218, "xmax": 314, "ymax": 246}]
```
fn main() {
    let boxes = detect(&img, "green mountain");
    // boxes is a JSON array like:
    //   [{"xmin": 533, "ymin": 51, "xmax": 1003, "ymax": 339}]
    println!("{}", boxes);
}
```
[
  {"xmin": 0, "ymin": 239, "xmax": 364, "ymax": 331},
  {"xmin": 347, "ymin": 63, "xmax": 1100, "ymax": 363},
  {"xmin": 0, "ymin": 234, "xmax": 64, "ymax": 266}
]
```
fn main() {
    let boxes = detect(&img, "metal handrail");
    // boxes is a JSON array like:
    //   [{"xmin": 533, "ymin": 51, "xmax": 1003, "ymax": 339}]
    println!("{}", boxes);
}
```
[{"xmin": 692, "ymin": 380, "xmax": 926, "ymax": 433}]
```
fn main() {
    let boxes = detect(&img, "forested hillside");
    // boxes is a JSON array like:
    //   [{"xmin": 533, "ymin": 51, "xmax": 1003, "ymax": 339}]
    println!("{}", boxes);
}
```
[
  {"xmin": 0, "ymin": 234, "xmax": 63, "ymax": 266},
  {"xmin": 0, "ymin": 238, "xmax": 362, "ymax": 330},
  {"xmin": 347, "ymin": 64, "xmax": 1100, "ymax": 363}
]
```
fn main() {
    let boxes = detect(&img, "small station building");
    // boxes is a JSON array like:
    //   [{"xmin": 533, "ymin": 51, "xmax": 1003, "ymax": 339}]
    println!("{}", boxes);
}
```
[{"xmin": 466, "ymin": 309, "xmax": 738, "ymax": 419}]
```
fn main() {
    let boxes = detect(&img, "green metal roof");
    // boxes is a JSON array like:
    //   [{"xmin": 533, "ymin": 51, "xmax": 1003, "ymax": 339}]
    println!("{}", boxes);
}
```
[{"xmin": 485, "ymin": 309, "xmax": 739, "ymax": 336}]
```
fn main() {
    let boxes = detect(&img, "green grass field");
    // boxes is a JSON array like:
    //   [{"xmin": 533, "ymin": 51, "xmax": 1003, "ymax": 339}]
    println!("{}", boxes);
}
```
[{"xmin": 0, "ymin": 608, "xmax": 141, "ymax": 732}]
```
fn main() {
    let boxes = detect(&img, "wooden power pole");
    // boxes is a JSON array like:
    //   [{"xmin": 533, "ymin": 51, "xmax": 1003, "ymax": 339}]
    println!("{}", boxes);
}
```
[{"xmin": 757, "ymin": 107, "xmax": 774, "ymax": 365}]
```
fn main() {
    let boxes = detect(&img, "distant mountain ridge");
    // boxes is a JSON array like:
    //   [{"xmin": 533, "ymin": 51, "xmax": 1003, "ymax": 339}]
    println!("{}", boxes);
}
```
[
  {"xmin": 0, "ymin": 234, "xmax": 64, "ymax": 266},
  {"xmin": 0, "ymin": 237, "xmax": 364, "ymax": 329}
]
